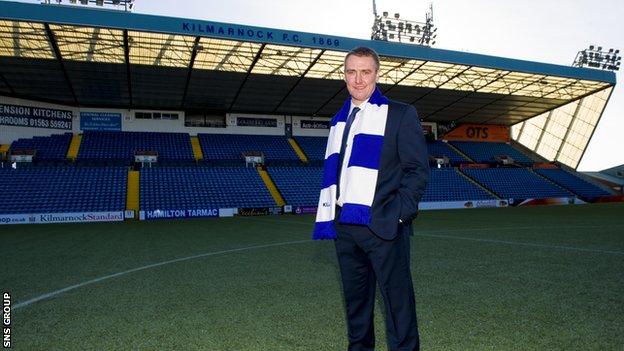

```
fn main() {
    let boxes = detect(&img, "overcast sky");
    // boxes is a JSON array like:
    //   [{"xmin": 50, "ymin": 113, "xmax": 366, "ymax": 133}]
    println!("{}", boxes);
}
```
[{"xmin": 10, "ymin": 0, "xmax": 624, "ymax": 171}]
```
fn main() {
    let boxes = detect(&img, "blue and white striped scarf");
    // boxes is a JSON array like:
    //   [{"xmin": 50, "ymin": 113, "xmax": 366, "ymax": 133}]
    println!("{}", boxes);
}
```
[{"xmin": 313, "ymin": 87, "xmax": 389, "ymax": 240}]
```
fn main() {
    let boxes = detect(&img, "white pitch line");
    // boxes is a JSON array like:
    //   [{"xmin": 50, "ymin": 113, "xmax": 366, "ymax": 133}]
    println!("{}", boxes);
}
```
[
  {"xmin": 12, "ymin": 220, "xmax": 624, "ymax": 310},
  {"xmin": 12, "ymin": 239, "xmax": 312, "ymax": 310},
  {"xmin": 240, "ymin": 215, "xmax": 624, "ymax": 234},
  {"xmin": 415, "ymin": 233, "xmax": 624, "ymax": 255},
  {"xmin": 244, "ymin": 216, "xmax": 624, "ymax": 255}
]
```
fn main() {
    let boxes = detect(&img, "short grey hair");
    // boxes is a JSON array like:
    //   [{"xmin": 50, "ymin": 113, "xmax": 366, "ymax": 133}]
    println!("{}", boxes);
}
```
[{"xmin": 344, "ymin": 46, "xmax": 380, "ymax": 71}]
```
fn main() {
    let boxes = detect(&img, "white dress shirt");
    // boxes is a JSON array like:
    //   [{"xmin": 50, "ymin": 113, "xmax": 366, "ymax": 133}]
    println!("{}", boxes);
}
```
[{"xmin": 337, "ymin": 99, "xmax": 368, "ymax": 206}]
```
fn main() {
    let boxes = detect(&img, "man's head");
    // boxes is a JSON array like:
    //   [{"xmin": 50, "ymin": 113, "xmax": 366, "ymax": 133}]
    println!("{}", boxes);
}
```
[{"xmin": 344, "ymin": 47, "xmax": 380, "ymax": 106}]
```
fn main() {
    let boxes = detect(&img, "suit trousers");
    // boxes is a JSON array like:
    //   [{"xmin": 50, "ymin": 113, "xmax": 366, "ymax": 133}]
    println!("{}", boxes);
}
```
[{"xmin": 334, "ymin": 208, "xmax": 420, "ymax": 351}]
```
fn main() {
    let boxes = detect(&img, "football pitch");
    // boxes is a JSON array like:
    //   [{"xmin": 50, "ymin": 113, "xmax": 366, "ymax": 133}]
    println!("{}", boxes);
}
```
[{"xmin": 2, "ymin": 203, "xmax": 623, "ymax": 350}]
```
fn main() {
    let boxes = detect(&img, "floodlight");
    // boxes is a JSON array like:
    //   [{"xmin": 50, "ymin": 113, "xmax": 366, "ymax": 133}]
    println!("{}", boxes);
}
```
[{"xmin": 371, "ymin": 4, "xmax": 436, "ymax": 47}]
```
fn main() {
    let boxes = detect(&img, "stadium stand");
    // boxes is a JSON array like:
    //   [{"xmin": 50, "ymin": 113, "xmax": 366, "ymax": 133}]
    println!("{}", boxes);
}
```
[
  {"xmin": 534, "ymin": 168, "xmax": 612, "ymax": 200},
  {"xmin": 293, "ymin": 136, "xmax": 327, "ymax": 162},
  {"xmin": 139, "ymin": 166, "xmax": 276, "ymax": 211},
  {"xmin": 295, "ymin": 138, "xmax": 474, "ymax": 165},
  {"xmin": 78, "ymin": 131, "xmax": 195, "ymax": 164},
  {"xmin": 0, "ymin": 166, "xmax": 127, "ymax": 214},
  {"xmin": 9, "ymin": 133, "xmax": 72, "ymax": 161},
  {"xmin": 427, "ymin": 140, "xmax": 470, "ymax": 164},
  {"xmin": 198, "ymin": 134, "xmax": 300, "ymax": 164},
  {"xmin": 462, "ymin": 167, "xmax": 573, "ymax": 200},
  {"xmin": 268, "ymin": 166, "xmax": 323, "ymax": 206},
  {"xmin": 422, "ymin": 168, "xmax": 496, "ymax": 202},
  {"xmin": 450, "ymin": 141, "xmax": 534, "ymax": 164}
]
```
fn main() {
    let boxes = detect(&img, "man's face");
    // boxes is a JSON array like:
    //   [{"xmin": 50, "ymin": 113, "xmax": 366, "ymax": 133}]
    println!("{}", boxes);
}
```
[{"xmin": 344, "ymin": 54, "xmax": 379, "ymax": 106}]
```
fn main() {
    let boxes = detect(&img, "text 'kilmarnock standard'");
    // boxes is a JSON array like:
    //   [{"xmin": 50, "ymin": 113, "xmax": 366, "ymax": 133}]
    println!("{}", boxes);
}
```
[{"xmin": 3, "ymin": 292, "xmax": 10, "ymax": 348}]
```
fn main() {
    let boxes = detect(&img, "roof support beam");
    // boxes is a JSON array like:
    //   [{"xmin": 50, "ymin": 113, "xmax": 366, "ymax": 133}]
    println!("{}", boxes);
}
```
[
  {"xmin": 180, "ymin": 36, "xmax": 201, "ymax": 109},
  {"xmin": 12, "ymin": 22, "xmax": 21, "ymax": 57},
  {"xmin": 154, "ymin": 34, "xmax": 174, "ymax": 66},
  {"xmin": 314, "ymin": 85, "xmax": 345, "ymax": 116},
  {"xmin": 44, "ymin": 23, "xmax": 78, "ymax": 105},
  {"xmin": 453, "ymin": 75, "xmax": 548, "ymax": 124},
  {"xmin": 228, "ymin": 43, "xmax": 265, "ymax": 112},
  {"xmin": 421, "ymin": 71, "xmax": 512, "ymax": 120},
  {"xmin": 382, "ymin": 60, "xmax": 427, "ymax": 95},
  {"xmin": 269, "ymin": 47, "xmax": 306, "ymax": 76},
  {"xmin": 86, "ymin": 27, "xmax": 100, "ymax": 62},
  {"xmin": 410, "ymin": 65, "xmax": 472, "ymax": 106},
  {"xmin": 216, "ymin": 41, "xmax": 243, "ymax": 70},
  {"xmin": 123, "ymin": 30, "xmax": 133, "ymax": 108},
  {"xmin": 480, "ymin": 80, "xmax": 593, "ymax": 125},
  {"xmin": 272, "ymin": 49, "xmax": 325, "ymax": 113}
]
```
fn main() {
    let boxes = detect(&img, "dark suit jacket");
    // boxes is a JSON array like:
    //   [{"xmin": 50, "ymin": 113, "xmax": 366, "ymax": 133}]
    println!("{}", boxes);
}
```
[{"xmin": 368, "ymin": 100, "xmax": 430, "ymax": 240}]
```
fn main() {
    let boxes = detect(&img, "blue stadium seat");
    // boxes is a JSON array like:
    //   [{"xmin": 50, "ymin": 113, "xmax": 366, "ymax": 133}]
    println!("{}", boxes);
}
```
[
  {"xmin": 427, "ymin": 141, "xmax": 469, "ymax": 164},
  {"xmin": 450, "ymin": 141, "xmax": 534, "ymax": 164},
  {"xmin": 10, "ymin": 133, "xmax": 72, "ymax": 161},
  {"xmin": 139, "ymin": 166, "xmax": 276, "ymax": 211},
  {"xmin": 422, "ymin": 168, "xmax": 495, "ymax": 202},
  {"xmin": 78, "ymin": 131, "xmax": 194, "ymax": 164},
  {"xmin": 534, "ymin": 168, "xmax": 611, "ymax": 200},
  {"xmin": 268, "ymin": 166, "xmax": 323, "ymax": 206},
  {"xmin": 198, "ymin": 134, "xmax": 299, "ymax": 164},
  {"xmin": 294, "ymin": 136, "xmax": 327, "ymax": 162},
  {"xmin": 462, "ymin": 168, "xmax": 573, "ymax": 200},
  {"xmin": 0, "ymin": 166, "xmax": 127, "ymax": 214}
]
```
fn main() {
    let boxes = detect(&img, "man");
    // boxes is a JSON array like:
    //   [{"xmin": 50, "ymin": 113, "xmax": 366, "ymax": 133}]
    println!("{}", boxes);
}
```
[{"xmin": 313, "ymin": 47, "xmax": 430, "ymax": 351}]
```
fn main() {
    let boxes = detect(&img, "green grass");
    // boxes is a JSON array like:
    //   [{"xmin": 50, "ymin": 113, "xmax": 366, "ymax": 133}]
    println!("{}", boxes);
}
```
[{"xmin": 2, "ymin": 203, "xmax": 624, "ymax": 350}]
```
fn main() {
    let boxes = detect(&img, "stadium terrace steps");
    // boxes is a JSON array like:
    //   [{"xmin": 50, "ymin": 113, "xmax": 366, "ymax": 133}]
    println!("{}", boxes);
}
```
[
  {"xmin": 534, "ymin": 168, "xmax": 612, "ymax": 200},
  {"xmin": 449, "ymin": 141, "xmax": 534, "ymax": 164},
  {"xmin": 139, "ymin": 167, "xmax": 275, "ymax": 211},
  {"xmin": 190, "ymin": 136, "xmax": 203, "ymax": 160},
  {"xmin": 423, "ymin": 168, "xmax": 497, "ymax": 202},
  {"xmin": 10, "ymin": 133, "xmax": 73, "ymax": 161},
  {"xmin": 444, "ymin": 142, "xmax": 475, "ymax": 163},
  {"xmin": 427, "ymin": 141, "xmax": 472, "ymax": 164},
  {"xmin": 126, "ymin": 170, "xmax": 139, "ymax": 216},
  {"xmin": 462, "ymin": 167, "xmax": 573, "ymax": 200},
  {"xmin": 198, "ymin": 134, "xmax": 300, "ymax": 164},
  {"xmin": 456, "ymin": 168, "xmax": 500, "ymax": 199},
  {"xmin": 287, "ymin": 138, "xmax": 309, "ymax": 163},
  {"xmin": 78, "ymin": 131, "xmax": 195, "ymax": 164},
  {"xmin": 0, "ymin": 166, "xmax": 127, "ymax": 214},
  {"xmin": 268, "ymin": 166, "xmax": 323, "ymax": 207},
  {"xmin": 292, "ymin": 136, "xmax": 326, "ymax": 162},
  {"xmin": 257, "ymin": 166, "xmax": 286, "ymax": 206},
  {"xmin": 67, "ymin": 133, "xmax": 81, "ymax": 160}
]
